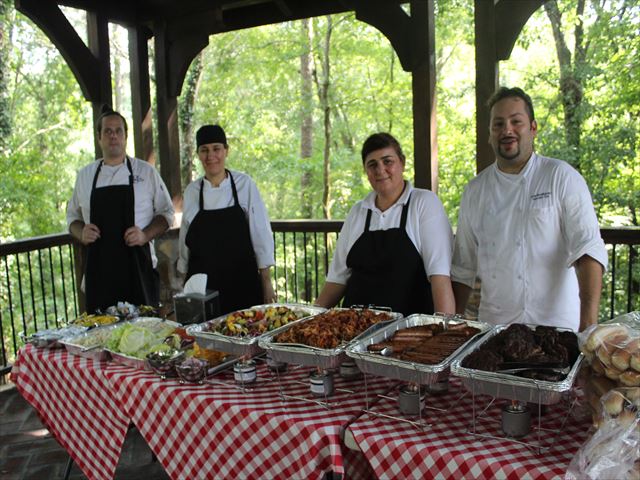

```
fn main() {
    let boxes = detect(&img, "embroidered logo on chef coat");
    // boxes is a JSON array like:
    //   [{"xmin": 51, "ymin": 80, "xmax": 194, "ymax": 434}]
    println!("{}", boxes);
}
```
[
  {"xmin": 132, "ymin": 175, "xmax": 144, "ymax": 184},
  {"xmin": 530, "ymin": 192, "xmax": 551, "ymax": 201}
]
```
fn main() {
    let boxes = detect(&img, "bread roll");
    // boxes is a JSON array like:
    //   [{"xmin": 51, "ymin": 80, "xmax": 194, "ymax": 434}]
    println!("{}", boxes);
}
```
[
  {"xmin": 596, "ymin": 333, "xmax": 630, "ymax": 368},
  {"xmin": 585, "ymin": 325, "xmax": 628, "ymax": 352},
  {"xmin": 612, "ymin": 347, "xmax": 632, "ymax": 371},
  {"xmin": 631, "ymin": 352, "xmax": 640, "ymax": 373},
  {"xmin": 624, "ymin": 387, "xmax": 640, "ymax": 407},
  {"xmin": 615, "ymin": 408, "xmax": 638, "ymax": 427},
  {"xmin": 603, "ymin": 390, "xmax": 626, "ymax": 416},
  {"xmin": 588, "ymin": 391, "xmax": 603, "ymax": 415},
  {"xmin": 604, "ymin": 365, "xmax": 623, "ymax": 381},
  {"xmin": 619, "ymin": 369, "xmax": 640, "ymax": 387},
  {"xmin": 588, "ymin": 374, "xmax": 616, "ymax": 397},
  {"xmin": 597, "ymin": 345, "xmax": 614, "ymax": 368},
  {"xmin": 624, "ymin": 337, "xmax": 640, "ymax": 354},
  {"xmin": 591, "ymin": 357, "xmax": 606, "ymax": 375}
]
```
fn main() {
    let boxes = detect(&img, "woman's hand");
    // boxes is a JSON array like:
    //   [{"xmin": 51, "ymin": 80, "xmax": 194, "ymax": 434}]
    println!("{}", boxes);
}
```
[{"xmin": 260, "ymin": 268, "xmax": 277, "ymax": 303}]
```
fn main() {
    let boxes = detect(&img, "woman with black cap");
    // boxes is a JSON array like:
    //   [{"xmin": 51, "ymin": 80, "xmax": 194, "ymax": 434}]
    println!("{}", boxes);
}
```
[{"xmin": 177, "ymin": 124, "xmax": 276, "ymax": 315}]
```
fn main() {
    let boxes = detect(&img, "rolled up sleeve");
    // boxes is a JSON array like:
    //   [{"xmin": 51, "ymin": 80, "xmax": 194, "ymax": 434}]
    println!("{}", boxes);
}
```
[
  {"xmin": 562, "ymin": 173, "xmax": 608, "ymax": 270},
  {"xmin": 418, "ymin": 195, "xmax": 453, "ymax": 278},
  {"xmin": 246, "ymin": 180, "xmax": 275, "ymax": 269},
  {"xmin": 151, "ymin": 170, "xmax": 175, "ymax": 228},
  {"xmin": 451, "ymin": 190, "xmax": 479, "ymax": 288}
]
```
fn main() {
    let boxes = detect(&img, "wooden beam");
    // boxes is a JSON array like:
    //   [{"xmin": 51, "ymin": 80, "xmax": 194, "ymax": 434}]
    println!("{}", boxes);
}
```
[
  {"xmin": 87, "ymin": 10, "xmax": 112, "ymax": 159},
  {"xmin": 128, "ymin": 26, "xmax": 155, "ymax": 164},
  {"xmin": 15, "ymin": 0, "xmax": 101, "ymax": 100},
  {"xmin": 410, "ymin": 0, "xmax": 437, "ymax": 191},
  {"xmin": 353, "ymin": 1, "xmax": 414, "ymax": 71},
  {"xmin": 154, "ymin": 21, "xmax": 183, "ymax": 201},
  {"xmin": 474, "ymin": 0, "xmax": 498, "ymax": 173},
  {"xmin": 495, "ymin": 0, "xmax": 546, "ymax": 60},
  {"xmin": 354, "ymin": 1, "xmax": 436, "ymax": 190},
  {"xmin": 474, "ymin": 0, "xmax": 544, "ymax": 174}
]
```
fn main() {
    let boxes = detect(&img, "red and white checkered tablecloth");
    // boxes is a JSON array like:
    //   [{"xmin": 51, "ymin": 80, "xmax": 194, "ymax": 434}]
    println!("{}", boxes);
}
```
[
  {"xmin": 104, "ymin": 362, "xmax": 393, "ymax": 480},
  {"xmin": 10, "ymin": 345, "xmax": 132, "ymax": 480},
  {"xmin": 347, "ymin": 378, "xmax": 592, "ymax": 480}
]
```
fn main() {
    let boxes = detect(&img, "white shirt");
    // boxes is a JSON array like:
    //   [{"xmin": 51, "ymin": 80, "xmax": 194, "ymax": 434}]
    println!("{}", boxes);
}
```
[
  {"xmin": 327, "ymin": 181, "xmax": 453, "ymax": 285},
  {"xmin": 66, "ymin": 157, "xmax": 175, "ymax": 267},
  {"xmin": 451, "ymin": 153, "xmax": 608, "ymax": 331},
  {"xmin": 177, "ymin": 170, "xmax": 275, "ymax": 274}
]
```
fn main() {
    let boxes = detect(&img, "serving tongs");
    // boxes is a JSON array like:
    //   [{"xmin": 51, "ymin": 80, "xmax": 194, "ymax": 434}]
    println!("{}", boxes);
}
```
[{"xmin": 495, "ymin": 361, "xmax": 570, "ymax": 375}]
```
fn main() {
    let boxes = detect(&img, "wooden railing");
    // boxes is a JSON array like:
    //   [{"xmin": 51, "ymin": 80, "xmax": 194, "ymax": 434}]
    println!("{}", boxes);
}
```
[{"xmin": 1, "ymin": 223, "xmax": 639, "ymax": 374}]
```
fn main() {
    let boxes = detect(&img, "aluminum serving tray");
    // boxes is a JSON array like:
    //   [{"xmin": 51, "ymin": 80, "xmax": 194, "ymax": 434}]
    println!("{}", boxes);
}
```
[
  {"xmin": 258, "ymin": 308, "xmax": 403, "ymax": 370},
  {"xmin": 450, "ymin": 323, "xmax": 584, "ymax": 405},
  {"xmin": 59, "ymin": 324, "xmax": 119, "ymax": 361},
  {"xmin": 22, "ymin": 325, "xmax": 88, "ymax": 349},
  {"xmin": 104, "ymin": 318, "xmax": 181, "ymax": 370},
  {"xmin": 108, "ymin": 350, "xmax": 150, "ymax": 370},
  {"xmin": 346, "ymin": 314, "xmax": 490, "ymax": 385},
  {"xmin": 187, "ymin": 303, "xmax": 326, "ymax": 357}
]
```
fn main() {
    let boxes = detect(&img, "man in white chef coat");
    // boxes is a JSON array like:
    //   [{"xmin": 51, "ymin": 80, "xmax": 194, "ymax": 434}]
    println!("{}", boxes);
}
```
[
  {"xmin": 451, "ymin": 87, "xmax": 607, "ymax": 332},
  {"xmin": 67, "ymin": 106, "xmax": 174, "ymax": 312}
]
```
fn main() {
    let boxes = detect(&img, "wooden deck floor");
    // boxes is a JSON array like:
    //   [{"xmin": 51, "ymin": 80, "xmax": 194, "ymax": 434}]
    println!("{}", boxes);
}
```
[{"xmin": 0, "ymin": 383, "xmax": 169, "ymax": 480}]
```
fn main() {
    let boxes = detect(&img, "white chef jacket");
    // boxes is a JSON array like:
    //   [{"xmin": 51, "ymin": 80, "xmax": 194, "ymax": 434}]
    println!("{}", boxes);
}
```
[
  {"xmin": 177, "ymin": 170, "xmax": 275, "ymax": 274},
  {"xmin": 451, "ymin": 153, "xmax": 608, "ymax": 331},
  {"xmin": 66, "ymin": 156, "xmax": 175, "ymax": 267},
  {"xmin": 327, "ymin": 181, "xmax": 453, "ymax": 285}
]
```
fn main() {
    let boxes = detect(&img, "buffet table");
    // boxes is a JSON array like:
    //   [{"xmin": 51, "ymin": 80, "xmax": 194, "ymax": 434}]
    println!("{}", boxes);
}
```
[
  {"xmin": 104, "ymin": 362, "xmax": 390, "ymax": 480},
  {"xmin": 11, "ymin": 344, "xmax": 131, "ymax": 480},
  {"xmin": 11, "ymin": 345, "xmax": 593, "ymax": 480},
  {"xmin": 346, "ymin": 378, "xmax": 592, "ymax": 480},
  {"xmin": 11, "ymin": 345, "xmax": 390, "ymax": 480}
]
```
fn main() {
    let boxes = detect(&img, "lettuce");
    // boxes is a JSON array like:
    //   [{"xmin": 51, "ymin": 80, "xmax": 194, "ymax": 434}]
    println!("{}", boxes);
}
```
[
  {"xmin": 118, "ymin": 325, "xmax": 157, "ymax": 357},
  {"xmin": 107, "ymin": 321, "xmax": 177, "ymax": 358}
]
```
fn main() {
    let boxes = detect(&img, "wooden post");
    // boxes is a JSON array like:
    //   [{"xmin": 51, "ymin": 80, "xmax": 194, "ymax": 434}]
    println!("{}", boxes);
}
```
[
  {"xmin": 87, "ymin": 11, "xmax": 112, "ymax": 159},
  {"xmin": 153, "ymin": 22, "xmax": 182, "ymax": 201},
  {"xmin": 128, "ymin": 26, "xmax": 155, "ymax": 164},
  {"xmin": 411, "ymin": 0, "xmax": 437, "ymax": 191},
  {"xmin": 474, "ymin": 0, "xmax": 498, "ymax": 174}
]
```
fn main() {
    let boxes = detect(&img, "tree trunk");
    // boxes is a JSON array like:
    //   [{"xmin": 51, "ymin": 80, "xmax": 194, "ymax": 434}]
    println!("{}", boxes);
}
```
[
  {"xmin": 178, "ymin": 50, "xmax": 204, "ymax": 187},
  {"xmin": 300, "ymin": 18, "xmax": 314, "ymax": 219},
  {"xmin": 544, "ymin": 0, "xmax": 586, "ymax": 169},
  {"xmin": 0, "ymin": 0, "xmax": 12, "ymax": 148},
  {"xmin": 313, "ymin": 16, "xmax": 333, "ymax": 220}
]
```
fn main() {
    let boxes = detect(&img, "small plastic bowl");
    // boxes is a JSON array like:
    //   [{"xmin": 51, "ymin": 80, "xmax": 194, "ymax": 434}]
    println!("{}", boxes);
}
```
[
  {"xmin": 175, "ymin": 358, "xmax": 208, "ymax": 384},
  {"xmin": 146, "ymin": 350, "xmax": 184, "ymax": 378}
]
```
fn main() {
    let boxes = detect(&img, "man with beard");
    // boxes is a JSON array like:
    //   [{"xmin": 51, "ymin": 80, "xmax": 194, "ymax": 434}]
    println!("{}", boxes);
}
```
[{"xmin": 451, "ymin": 87, "xmax": 606, "ymax": 332}]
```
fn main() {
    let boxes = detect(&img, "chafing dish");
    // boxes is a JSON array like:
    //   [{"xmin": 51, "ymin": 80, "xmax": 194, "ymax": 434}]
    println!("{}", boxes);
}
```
[
  {"xmin": 60, "ymin": 324, "xmax": 118, "ymax": 361},
  {"xmin": 187, "ymin": 303, "xmax": 326, "ymax": 357},
  {"xmin": 104, "ymin": 318, "xmax": 181, "ymax": 369},
  {"xmin": 346, "ymin": 314, "xmax": 490, "ymax": 384},
  {"xmin": 450, "ymin": 323, "xmax": 584, "ymax": 405},
  {"xmin": 21, "ymin": 325, "xmax": 88, "ymax": 349},
  {"xmin": 258, "ymin": 307, "xmax": 402, "ymax": 370}
]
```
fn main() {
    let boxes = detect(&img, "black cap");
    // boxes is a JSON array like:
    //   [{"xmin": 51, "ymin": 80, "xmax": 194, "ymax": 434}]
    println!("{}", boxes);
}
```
[{"xmin": 196, "ymin": 125, "xmax": 227, "ymax": 147}]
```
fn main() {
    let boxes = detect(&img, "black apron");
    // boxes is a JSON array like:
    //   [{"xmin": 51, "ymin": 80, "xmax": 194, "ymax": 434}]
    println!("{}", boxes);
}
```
[
  {"xmin": 185, "ymin": 170, "xmax": 263, "ymax": 315},
  {"xmin": 85, "ymin": 158, "xmax": 159, "ymax": 313},
  {"xmin": 342, "ymin": 194, "xmax": 434, "ymax": 316}
]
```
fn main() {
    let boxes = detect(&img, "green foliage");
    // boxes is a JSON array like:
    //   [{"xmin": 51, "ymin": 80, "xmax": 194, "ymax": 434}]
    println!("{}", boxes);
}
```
[
  {"xmin": 501, "ymin": 0, "xmax": 640, "ymax": 226},
  {"xmin": 0, "ymin": 1, "xmax": 638, "ymax": 336},
  {"xmin": 0, "ymin": 11, "xmax": 91, "ymax": 241}
]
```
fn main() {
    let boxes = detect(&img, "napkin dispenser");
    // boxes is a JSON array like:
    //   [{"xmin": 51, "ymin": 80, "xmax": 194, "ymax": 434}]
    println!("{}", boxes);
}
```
[{"xmin": 173, "ymin": 290, "xmax": 220, "ymax": 325}]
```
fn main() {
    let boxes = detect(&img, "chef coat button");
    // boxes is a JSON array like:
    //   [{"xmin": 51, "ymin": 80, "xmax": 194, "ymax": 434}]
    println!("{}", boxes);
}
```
[{"xmin": 518, "ymin": 275, "xmax": 522, "ymax": 280}]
